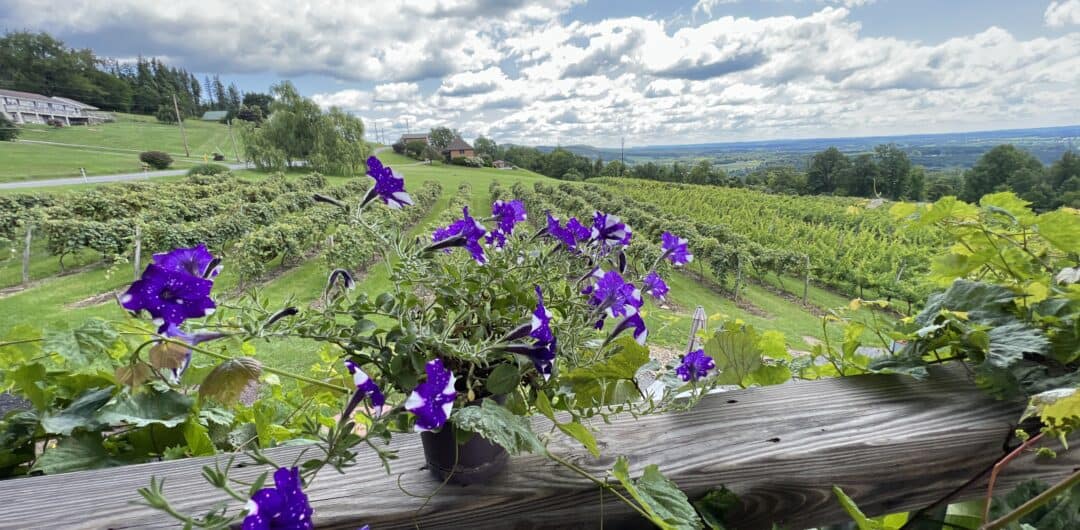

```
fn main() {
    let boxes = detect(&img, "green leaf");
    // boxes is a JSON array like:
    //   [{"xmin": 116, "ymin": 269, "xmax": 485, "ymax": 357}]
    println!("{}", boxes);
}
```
[
  {"xmin": 42, "ymin": 319, "xmax": 119, "ymax": 369},
  {"xmin": 32, "ymin": 432, "xmax": 117, "ymax": 475},
  {"xmin": 704, "ymin": 322, "xmax": 762, "ymax": 388},
  {"xmin": 744, "ymin": 364, "xmax": 791, "ymax": 387},
  {"xmin": 985, "ymin": 322, "xmax": 1049, "ymax": 369},
  {"xmin": 693, "ymin": 487, "xmax": 739, "ymax": 530},
  {"xmin": 97, "ymin": 389, "xmax": 193, "ymax": 428},
  {"xmin": 486, "ymin": 363, "xmax": 520, "ymax": 395},
  {"xmin": 183, "ymin": 418, "xmax": 216, "ymax": 457},
  {"xmin": 1037, "ymin": 210, "xmax": 1080, "ymax": 254},
  {"xmin": 564, "ymin": 336, "xmax": 649, "ymax": 407},
  {"xmin": 1024, "ymin": 388, "xmax": 1080, "ymax": 438},
  {"xmin": 833, "ymin": 486, "xmax": 886, "ymax": 530},
  {"xmin": 6, "ymin": 363, "xmax": 51, "ymax": 410},
  {"xmin": 534, "ymin": 391, "xmax": 556, "ymax": 420},
  {"xmin": 556, "ymin": 421, "xmax": 599, "ymax": 457},
  {"xmin": 612, "ymin": 457, "xmax": 701, "ymax": 530},
  {"xmin": 199, "ymin": 357, "xmax": 262, "ymax": 404},
  {"xmin": 115, "ymin": 362, "xmax": 154, "ymax": 388},
  {"xmin": 41, "ymin": 387, "xmax": 113, "ymax": 436},
  {"xmin": 450, "ymin": 400, "xmax": 544, "ymax": 456}
]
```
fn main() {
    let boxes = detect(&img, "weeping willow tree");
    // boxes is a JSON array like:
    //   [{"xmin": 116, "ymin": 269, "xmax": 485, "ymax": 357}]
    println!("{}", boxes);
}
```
[{"xmin": 241, "ymin": 81, "xmax": 369, "ymax": 175}]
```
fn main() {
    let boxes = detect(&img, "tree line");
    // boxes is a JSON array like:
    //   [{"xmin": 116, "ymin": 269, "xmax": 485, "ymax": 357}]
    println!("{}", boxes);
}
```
[
  {"xmin": 0, "ymin": 31, "xmax": 270, "ymax": 122},
  {"xmin": 498, "ymin": 137, "xmax": 1078, "ymax": 210}
]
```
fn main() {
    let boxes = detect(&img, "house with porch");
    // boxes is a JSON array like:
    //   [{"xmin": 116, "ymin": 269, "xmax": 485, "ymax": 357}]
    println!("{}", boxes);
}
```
[{"xmin": 0, "ymin": 89, "xmax": 107, "ymax": 125}]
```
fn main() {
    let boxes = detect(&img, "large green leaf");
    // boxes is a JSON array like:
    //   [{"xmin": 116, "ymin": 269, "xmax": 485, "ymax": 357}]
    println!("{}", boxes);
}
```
[
  {"xmin": 5, "ymin": 363, "xmax": 51, "ymax": 411},
  {"xmin": 32, "ymin": 432, "xmax": 118, "ymax": 475},
  {"xmin": 183, "ymin": 418, "xmax": 217, "ymax": 457},
  {"xmin": 916, "ymin": 279, "xmax": 1016, "ymax": 326},
  {"xmin": 40, "ymin": 387, "xmax": 113, "ymax": 436},
  {"xmin": 1037, "ymin": 210, "xmax": 1080, "ymax": 254},
  {"xmin": 985, "ymin": 321, "xmax": 1049, "ymax": 368},
  {"xmin": 97, "ymin": 389, "xmax": 193, "ymax": 428},
  {"xmin": 450, "ymin": 400, "xmax": 544, "ymax": 456},
  {"xmin": 705, "ymin": 323, "xmax": 762, "ymax": 387},
  {"xmin": 42, "ymin": 319, "xmax": 119, "ymax": 369},
  {"xmin": 564, "ymin": 336, "xmax": 649, "ymax": 406},
  {"xmin": 612, "ymin": 457, "xmax": 701, "ymax": 530},
  {"xmin": 556, "ymin": 421, "xmax": 599, "ymax": 458},
  {"xmin": 485, "ymin": 363, "xmax": 520, "ymax": 395}
]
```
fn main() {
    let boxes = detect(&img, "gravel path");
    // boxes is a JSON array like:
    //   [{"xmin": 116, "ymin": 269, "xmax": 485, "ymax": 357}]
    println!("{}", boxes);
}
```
[{"xmin": 0, "ymin": 162, "xmax": 252, "ymax": 190}]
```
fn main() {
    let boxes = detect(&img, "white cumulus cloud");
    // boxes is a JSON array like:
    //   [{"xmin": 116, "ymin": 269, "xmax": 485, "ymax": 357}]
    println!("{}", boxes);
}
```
[{"xmin": 1046, "ymin": 0, "xmax": 1080, "ymax": 27}]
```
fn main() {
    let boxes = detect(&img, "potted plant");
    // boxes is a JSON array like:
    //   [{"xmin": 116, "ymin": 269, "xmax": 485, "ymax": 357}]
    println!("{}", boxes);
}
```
[{"xmin": 128, "ymin": 156, "xmax": 716, "ymax": 528}]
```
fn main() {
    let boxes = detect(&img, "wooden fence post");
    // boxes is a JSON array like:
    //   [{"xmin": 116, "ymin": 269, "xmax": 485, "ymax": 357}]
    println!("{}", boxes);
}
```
[
  {"xmin": 803, "ymin": 254, "xmax": 811, "ymax": 304},
  {"xmin": 22, "ymin": 224, "xmax": 32, "ymax": 286},
  {"xmin": 133, "ymin": 225, "xmax": 142, "ymax": 278},
  {"xmin": 733, "ymin": 255, "xmax": 742, "ymax": 302}
]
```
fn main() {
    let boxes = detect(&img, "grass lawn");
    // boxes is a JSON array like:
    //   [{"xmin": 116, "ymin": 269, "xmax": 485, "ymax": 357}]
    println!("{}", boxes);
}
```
[
  {"xmin": 0, "ymin": 153, "xmax": 862, "ymax": 379},
  {"xmin": 0, "ymin": 112, "xmax": 238, "ymax": 182}
]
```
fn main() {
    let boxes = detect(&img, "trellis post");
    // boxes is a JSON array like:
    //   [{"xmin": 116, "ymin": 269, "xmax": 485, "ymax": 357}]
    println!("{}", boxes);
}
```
[
  {"xmin": 803, "ymin": 254, "xmax": 811, "ymax": 304},
  {"xmin": 133, "ymin": 225, "xmax": 142, "ymax": 278},
  {"xmin": 22, "ymin": 224, "xmax": 32, "ymax": 286}
]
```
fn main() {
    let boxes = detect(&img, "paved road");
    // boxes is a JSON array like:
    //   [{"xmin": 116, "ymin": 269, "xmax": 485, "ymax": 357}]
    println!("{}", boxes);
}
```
[
  {"xmin": 0, "ymin": 162, "xmax": 253, "ymax": 190},
  {"xmin": 0, "ymin": 145, "xmax": 393, "ymax": 190}
]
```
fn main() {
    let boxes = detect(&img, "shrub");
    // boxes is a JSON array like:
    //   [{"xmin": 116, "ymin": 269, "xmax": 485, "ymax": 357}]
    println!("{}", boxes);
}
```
[
  {"xmin": 392, "ymin": 140, "xmax": 406, "ymax": 154},
  {"xmin": 451, "ymin": 156, "xmax": 484, "ymax": 168},
  {"xmin": 154, "ymin": 104, "xmax": 177, "ymax": 123},
  {"xmin": 405, "ymin": 140, "xmax": 428, "ymax": 160},
  {"xmin": 212, "ymin": 153, "xmax": 226, "ymax": 161},
  {"xmin": 140, "ymin": 150, "xmax": 174, "ymax": 169},
  {"xmin": 0, "ymin": 113, "xmax": 17, "ymax": 141},
  {"xmin": 187, "ymin": 163, "xmax": 230, "ymax": 177}
]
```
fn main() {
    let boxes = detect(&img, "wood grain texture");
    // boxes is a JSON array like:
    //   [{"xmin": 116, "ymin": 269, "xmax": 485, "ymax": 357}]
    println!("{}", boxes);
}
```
[{"xmin": 0, "ymin": 366, "xmax": 1074, "ymax": 530}]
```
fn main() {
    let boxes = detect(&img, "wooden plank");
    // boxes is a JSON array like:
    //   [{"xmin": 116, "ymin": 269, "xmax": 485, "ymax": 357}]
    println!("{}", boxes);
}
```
[{"xmin": 0, "ymin": 366, "xmax": 1072, "ymax": 530}]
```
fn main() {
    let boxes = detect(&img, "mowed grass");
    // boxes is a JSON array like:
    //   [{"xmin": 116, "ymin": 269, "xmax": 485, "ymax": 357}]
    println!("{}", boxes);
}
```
[
  {"xmin": 0, "ymin": 154, "xmax": 860, "ymax": 377},
  {"xmin": 0, "ymin": 112, "xmax": 238, "ymax": 182}
]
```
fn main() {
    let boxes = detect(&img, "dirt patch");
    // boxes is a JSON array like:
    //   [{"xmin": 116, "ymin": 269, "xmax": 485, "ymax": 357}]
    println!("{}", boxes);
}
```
[
  {"xmin": 66, "ymin": 290, "xmax": 120, "ymax": 309},
  {"xmin": 801, "ymin": 335, "xmax": 822, "ymax": 346}
]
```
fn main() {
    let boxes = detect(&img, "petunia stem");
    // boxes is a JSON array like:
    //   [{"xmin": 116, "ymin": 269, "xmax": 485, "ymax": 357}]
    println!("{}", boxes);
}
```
[
  {"xmin": 162, "ymin": 338, "xmax": 350, "ymax": 394},
  {"xmin": 544, "ymin": 450, "xmax": 654, "ymax": 522}
]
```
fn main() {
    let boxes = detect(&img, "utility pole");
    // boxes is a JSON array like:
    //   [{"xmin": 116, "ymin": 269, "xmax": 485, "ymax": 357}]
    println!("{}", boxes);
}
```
[
  {"xmin": 172, "ymin": 94, "xmax": 190, "ymax": 157},
  {"xmin": 404, "ymin": 118, "xmax": 411, "ymax": 135},
  {"xmin": 228, "ymin": 119, "xmax": 241, "ymax": 162}
]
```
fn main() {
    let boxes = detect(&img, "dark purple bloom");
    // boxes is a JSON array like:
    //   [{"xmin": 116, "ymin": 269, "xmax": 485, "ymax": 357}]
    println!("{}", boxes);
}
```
[
  {"xmin": 405, "ymin": 359, "xmax": 458, "ymax": 432},
  {"xmin": 661, "ymin": 232, "xmax": 693, "ymax": 266},
  {"xmin": 242, "ymin": 467, "xmax": 314, "ymax": 530},
  {"xmin": 153, "ymin": 244, "xmax": 220, "ymax": 278},
  {"xmin": 431, "ymin": 207, "xmax": 488, "ymax": 264},
  {"xmin": 676, "ymin": 349, "xmax": 714, "ymax": 382},
  {"xmin": 345, "ymin": 360, "xmax": 385, "ymax": 409},
  {"xmin": 492, "ymin": 199, "xmax": 527, "ymax": 235},
  {"xmin": 566, "ymin": 217, "xmax": 592, "ymax": 242},
  {"xmin": 610, "ymin": 313, "xmax": 648, "ymax": 345},
  {"xmin": 501, "ymin": 340, "xmax": 557, "ymax": 380},
  {"xmin": 530, "ymin": 286, "xmax": 554, "ymax": 343},
  {"xmin": 364, "ymin": 156, "xmax": 413, "ymax": 209},
  {"xmin": 591, "ymin": 212, "xmax": 631, "ymax": 247},
  {"xmin": 642, "ymin": 271, "xmax": 669, "ymax": 301},
  {"xmin": 120, "ymin": 264, "xmax": 216, "ymax": 332},
  {"xmin": 588, "ymin": 270, "xmax": 642, "ymax": 321},
  {"xmin": 546, "ymin": 213, "xmax": 578, "ymax": 249}
]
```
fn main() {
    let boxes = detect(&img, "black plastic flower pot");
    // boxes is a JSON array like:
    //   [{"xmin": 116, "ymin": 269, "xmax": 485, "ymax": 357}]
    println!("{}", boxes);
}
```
[{"xmin": 420, "ymin": 424, "xmax": 509, "ymax": 485}]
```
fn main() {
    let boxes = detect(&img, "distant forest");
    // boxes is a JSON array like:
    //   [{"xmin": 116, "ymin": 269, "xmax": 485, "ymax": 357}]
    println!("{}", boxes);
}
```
[
  {"xmin": 0, "ymin": 31, "xmax": 270, "ymax": 121},
  {"xmin": 480, "ymin": 139, "xmax": 1079, "ymax": 211}
]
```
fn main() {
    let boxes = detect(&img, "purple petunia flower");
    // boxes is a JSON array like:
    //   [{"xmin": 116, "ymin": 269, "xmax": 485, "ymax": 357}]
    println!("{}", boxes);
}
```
[
  {"xmin": 661, "ymin": 232, "xmax": 693, "ymax": 266},
  {"xmin": 345, "ymin": 360, "xmax": 385, "ymax": 409},
  {"xmin": 588, "ymin": 270, "xmax": 642, "ymax": 321},
  {"xmin": 364, "ymin": 156, "xmax": 413, "ymax": 209},
  {"xmin": 492, "ymin": 199, "xmax": 527, "ymax": 235},
  {"xmin": 531, "ymin": 286, "xmax": 554, "ymax": 343},
  {"xmin": 676, "ymin": 349, "xmax": 714, "ymax": 382},
  {"xmin": 405, "ymin": 359, "xmax": 458, "ymax": 432},
  {"xmin": 120, "ymin": 264, "xmax": 216, "ymax": 332},
  {"xmin": 566, "ymin": 217, "xmax": 592, "ymax": 242},
  {"xmin": 642, "ymin": 271, "xmax": 669, "ymax": 301},
  {"xmin": 431, "ymin": 207, "xmax": 488, "ymax": 264},
  {"xmin": 153, "ymin": 244, "xmax": 220, "ymax": 278},
  {"xmin": 610, "ymin": 313, "xmax": 648, "ymax": 345},
  {"xmin": 591, "ymin": 212, "xmax": 631, "ymax": 248},
  {"xmin": 242, "ymin": 467, "xmax": 314, "ymax": 530},
  {"xmin": 546, "ymin": 213, "xmax": 578, "ymax": 249}
]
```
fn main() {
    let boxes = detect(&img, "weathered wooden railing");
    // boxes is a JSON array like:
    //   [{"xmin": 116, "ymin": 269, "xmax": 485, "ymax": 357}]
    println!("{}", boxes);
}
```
[{"xmin": 0, "ymin": 366, "xmax": 1073, "ymax": 529}]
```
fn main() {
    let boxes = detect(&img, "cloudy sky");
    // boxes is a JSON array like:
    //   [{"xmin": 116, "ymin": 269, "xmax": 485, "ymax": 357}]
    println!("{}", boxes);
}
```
[{"xmin": 4, "ymin": 0, "xmax": 1080, "ymax": 147}]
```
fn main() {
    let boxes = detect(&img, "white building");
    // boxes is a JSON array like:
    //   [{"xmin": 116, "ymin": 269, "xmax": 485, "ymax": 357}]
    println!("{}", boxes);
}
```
[{"xmin": 0, "ymin": 89, "xmax": 109, "ymax": 126}]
